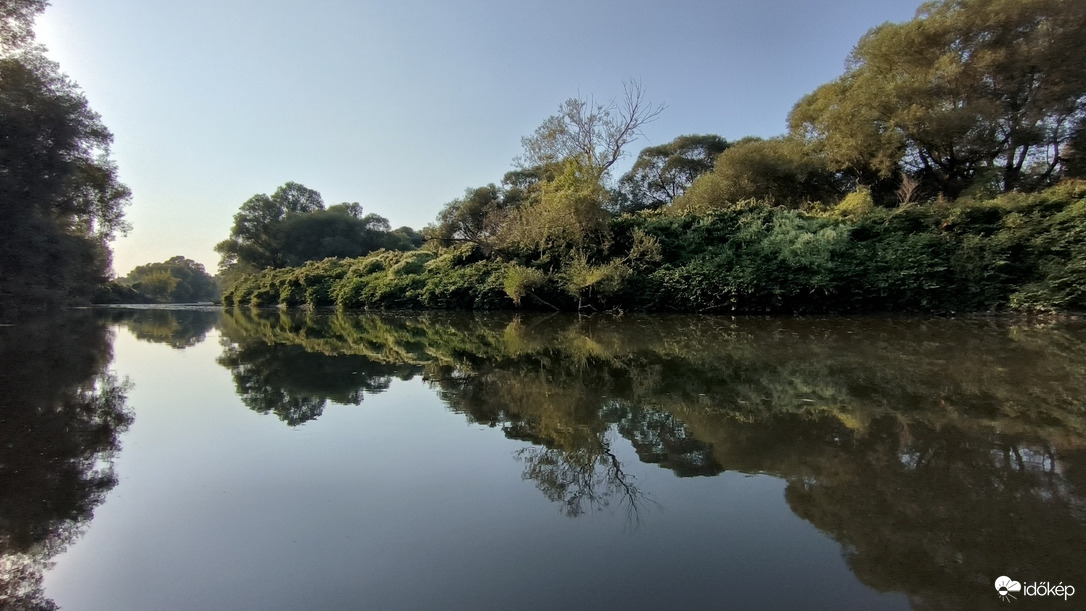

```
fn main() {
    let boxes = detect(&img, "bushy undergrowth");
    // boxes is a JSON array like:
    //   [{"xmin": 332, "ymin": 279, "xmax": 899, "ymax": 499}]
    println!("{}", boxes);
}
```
[
  {"xmin": 223, "ymin": 246, "xmax": 516, "ymax": 310},
  {"xmin": 222, "ymin": 182, "xmax": 1086, "ymax": 313}
]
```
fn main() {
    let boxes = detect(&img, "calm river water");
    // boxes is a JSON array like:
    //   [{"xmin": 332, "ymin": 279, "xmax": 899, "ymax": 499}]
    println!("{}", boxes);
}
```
[{"xmin": 2, "ymin": 307, "xmax": 1084, "ymax": 610}]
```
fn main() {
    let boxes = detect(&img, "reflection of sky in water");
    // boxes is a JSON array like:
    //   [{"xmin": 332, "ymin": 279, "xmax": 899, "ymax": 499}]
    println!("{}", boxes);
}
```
[{"xmin": 18, "ymin": 310, "xmax": 1086, "ymax": 610}]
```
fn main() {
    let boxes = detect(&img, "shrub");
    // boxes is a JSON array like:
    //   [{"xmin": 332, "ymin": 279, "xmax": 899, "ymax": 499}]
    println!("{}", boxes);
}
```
[
  {"xmin": 504, "ymin": 264, "xmax": 547, "ymax": 306},
  {"xmin": 833, "ymin": 187, "xmax": 874, "ymax": 217},
  {"xmin": 220, "ymin": 183, "xmax": 1086, "ymax": 314}
]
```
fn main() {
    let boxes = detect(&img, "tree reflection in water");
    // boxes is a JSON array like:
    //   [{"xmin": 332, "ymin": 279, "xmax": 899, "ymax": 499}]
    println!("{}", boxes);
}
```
[
  {"xmin": 0, "ymin": 312, "xmax": 131, "ymax": 611},
  {"xmin": 218, "ymin": 310, "xmax": 421, "ymax": 426},
  {"xmin": 213, "ymin": 309, "xmax": 1086, "ymax": 608},
  {"xmin": 515, "ymin": 441, "xmax": 647, "ymax": 521},
  {"xmin": 671, "ymin": 409, "xmax": 1086, "ymax": 610},
  {"xmin": 103, "ymin": 307, "xmax": 219, "ymax": 350},
  {"xmin": 786, "ymin": 431, "xmax": 1086, "ymax": 611}
]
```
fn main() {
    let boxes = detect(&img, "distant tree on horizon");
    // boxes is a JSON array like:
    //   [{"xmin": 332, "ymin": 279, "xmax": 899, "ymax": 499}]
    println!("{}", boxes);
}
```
[{"xmin": 121, "ymin": 255, "xmax": 218, "ymax": 303}]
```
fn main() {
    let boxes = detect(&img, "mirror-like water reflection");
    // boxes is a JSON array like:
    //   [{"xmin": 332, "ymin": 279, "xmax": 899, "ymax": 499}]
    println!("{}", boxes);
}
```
[
  {"xmin": 3, "ymin": 308, "xmax": 1084, "ymax": 609},
  {"xmin": 0, "ymin": 312, "xmax": 131, "ymax": 611}
]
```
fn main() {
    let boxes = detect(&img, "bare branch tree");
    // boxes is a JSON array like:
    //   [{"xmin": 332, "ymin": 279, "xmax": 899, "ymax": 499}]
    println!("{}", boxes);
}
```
[
  {"xmin": 517, "ymin": 80, "xmax": 666, "ymax": 181},
  {"xmin": 896, "ymin": 172, "xmax": 922, "ymax": 205}
]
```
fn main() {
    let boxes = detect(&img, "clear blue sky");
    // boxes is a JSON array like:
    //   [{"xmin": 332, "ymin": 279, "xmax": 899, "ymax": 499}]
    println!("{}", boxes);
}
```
[{"xmin": 35, "ymin": 0, "xmax": 921, "ymax": 276}]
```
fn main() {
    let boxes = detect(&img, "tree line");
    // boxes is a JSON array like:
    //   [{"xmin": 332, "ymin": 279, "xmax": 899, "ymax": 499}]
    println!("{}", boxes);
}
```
[
  {"xmin": 5, "ymin": 0, "xmax": 1084, "ymax": 312},
  {"xmin": 224, "ymin": 0, "xmax": 1086, "ymax": 313},
  {"xmin": 101, "ymin": 179, "xmax": 426, "ymax": 303},
  {"xmin": 0, "ymin": 1, "xmax": 422, "ymax": 308}
]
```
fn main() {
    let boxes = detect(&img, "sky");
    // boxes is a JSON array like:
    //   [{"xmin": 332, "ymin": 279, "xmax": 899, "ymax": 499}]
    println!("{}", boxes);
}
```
[{"xmin": 34, "ymin": 0, "xmax": 922, "ymax": 277}]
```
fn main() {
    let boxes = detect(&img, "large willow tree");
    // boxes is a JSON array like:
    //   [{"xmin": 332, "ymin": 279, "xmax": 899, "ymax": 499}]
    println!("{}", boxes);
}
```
[
  {"xmin": 0, "ymin": 0, "xmax": 131, "ymax": 308},
  {"xmin": 789, "ymin": 0, "xmax": 1086, "ymax": 197}
]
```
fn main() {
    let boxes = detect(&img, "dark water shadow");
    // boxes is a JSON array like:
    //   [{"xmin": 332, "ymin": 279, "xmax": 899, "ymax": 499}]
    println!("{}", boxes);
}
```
[{"xmin": 0, "ymin": 311, "xmax": 131, "ymax": 610}]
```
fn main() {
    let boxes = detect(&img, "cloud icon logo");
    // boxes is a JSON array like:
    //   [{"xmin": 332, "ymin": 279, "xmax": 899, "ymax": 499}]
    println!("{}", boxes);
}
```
[{"xmin": 995, "ymin": 576, "xmax": 1022, "ymax": 601}]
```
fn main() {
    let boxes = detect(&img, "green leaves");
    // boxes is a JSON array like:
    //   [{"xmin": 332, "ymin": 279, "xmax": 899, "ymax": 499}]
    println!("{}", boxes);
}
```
[
  {"xmin": 789, "ymin": 0, "xmax": 1086, "ymax": 197},
  {"xmin": 0, "ymin": 0, "xmax": 47, "ymax": 53},
  {"xmin": 674, "ymin": 138, "xmax": 839, "ymax": 211},
  {"xmin": 216, "ymin": 182, "xmax": 419, "ymax": 284},
  {"xmin": 504, "ymin": 264, "xmax": 546, "ymax": 307},
  {"xmin": 615, "ymin": 134, "xmax": 730, "ymax": 212},
  {"xmin": 1, "ymin": 17, "xmax": 131, "ymax": 307},
  {"xmin": 121, "ymin": 256, "xmax": 218, "ymax": 303},
  {"xmin": 224, "ymin": 182, "xmax": 1086, "ymax": 314}
]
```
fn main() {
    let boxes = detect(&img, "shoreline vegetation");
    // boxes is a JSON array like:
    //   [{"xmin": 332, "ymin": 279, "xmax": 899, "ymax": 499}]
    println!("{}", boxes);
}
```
[
  {"xmin": 215, "ymin": 0, "xmax": 1086, "ymax": 315},
  {"xmin": 221, "ymin": 181, "xmax": 1086, "ymax": 314},
  {"xmin": 5, "ymin": 1, "xmax": 1084, "ymax": 315}
]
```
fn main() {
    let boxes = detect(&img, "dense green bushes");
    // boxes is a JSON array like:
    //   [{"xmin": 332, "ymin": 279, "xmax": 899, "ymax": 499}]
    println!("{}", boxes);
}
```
[
  {"xmin": 216, "ymin": 0, "xmax": 1086, "ymax": 316},
  {"xmin": 625, "ymin": 182, "xmax": 1086, "ymax": 313},
  {"xmin": 222, "ymin": 247, "xmax": 515, "ymax": 310},
  {"xmin": 222, "ymin": 182, "xmax": 1086, "ymax": 314}
]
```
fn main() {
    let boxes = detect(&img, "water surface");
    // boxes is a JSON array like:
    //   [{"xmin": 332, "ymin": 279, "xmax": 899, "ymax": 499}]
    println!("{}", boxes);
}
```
[{"xmin": 2, "ymin": 308, "xmax": 1084, "ymax": 609}]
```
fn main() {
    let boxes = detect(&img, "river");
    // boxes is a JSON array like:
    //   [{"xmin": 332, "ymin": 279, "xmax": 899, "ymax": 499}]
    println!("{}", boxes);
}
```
[{"xmin": 1, "ymin": 307, "xmax": 1083, "ymax": 610}]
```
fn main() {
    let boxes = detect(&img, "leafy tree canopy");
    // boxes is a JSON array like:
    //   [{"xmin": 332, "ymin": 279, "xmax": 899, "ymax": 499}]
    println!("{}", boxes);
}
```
[
  {"xmin": 0, "ymin": 0, "xmax": 46, "ymax": 51},
  {"xmin": 215, "ymin": 182, "xmax": 419, "ymax": 284},
  {"xmin": 121, "ymin": 255, "xmax": 218, "ymax": 303},
  {"xmin": 1, "ymin": 0, "xmax": 131, "ymax": 308},
  {"xmin": 675, "ymin": 137, "xmax": 841, "ymax": 211},
  {"xmin": 614, "ymin": 134, "xmax": 730, "ymax": 212},
  {"xmin": 789, "ymin": 0, "xmax": 1086, "ymax": 197},
  {"xmin": 428, "ymin": 85, "xmax": 664, "ymax": 269},
  {"xmin": 215, "ymin": 181, "xmax": 325, "ymax": 274},
  {"xmin": 427, "ymin": 184, "xmax": 510, "ymax": 255}
]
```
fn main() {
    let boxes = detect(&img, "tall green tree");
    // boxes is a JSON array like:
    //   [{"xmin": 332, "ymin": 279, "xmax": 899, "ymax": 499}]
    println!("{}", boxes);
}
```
[
  {"xmin": 0, "ymin": 0, "xmax": 131, "ymax": 308},
  {"xmin": 428, "ymin": 184, "xmax": 511, "ymax": 255},
  {"xmin": 215, "ymin": 181, "xmax": 325, "ymax": 275},
  {"xmin": 388, "ymin": 225, "xmax": 424, "ymax": 250},
  {"xmin": 276, "ymin": 205, "xmax": 410, "ymax": 267},
  {"xmin": 431, "ymin": 87, "xmax": 663, "ymax": 260},
  {"xmin": 497, "ymin": 86, "xmax": 665, "ymax": 264},
  {"xmin": 216, "ymin": 182, "xmax": 420, "ymax": 285},
  {"xmin": 502, "ymin": 159, "xmax": 612, "ymax": 259},
  {"xmin": 614, "ymin": 134, "xmax": 729, "ymax": 212},
  {"xmin": 789, "ymin": 0, "xmax": 1086, "ymax": 197}
]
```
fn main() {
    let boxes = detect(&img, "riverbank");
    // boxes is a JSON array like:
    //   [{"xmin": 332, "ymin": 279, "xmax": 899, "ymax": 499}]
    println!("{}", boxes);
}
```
[{"xmin": 221, "ymin": 182, "xmax": 1086, "ymax": 315}]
